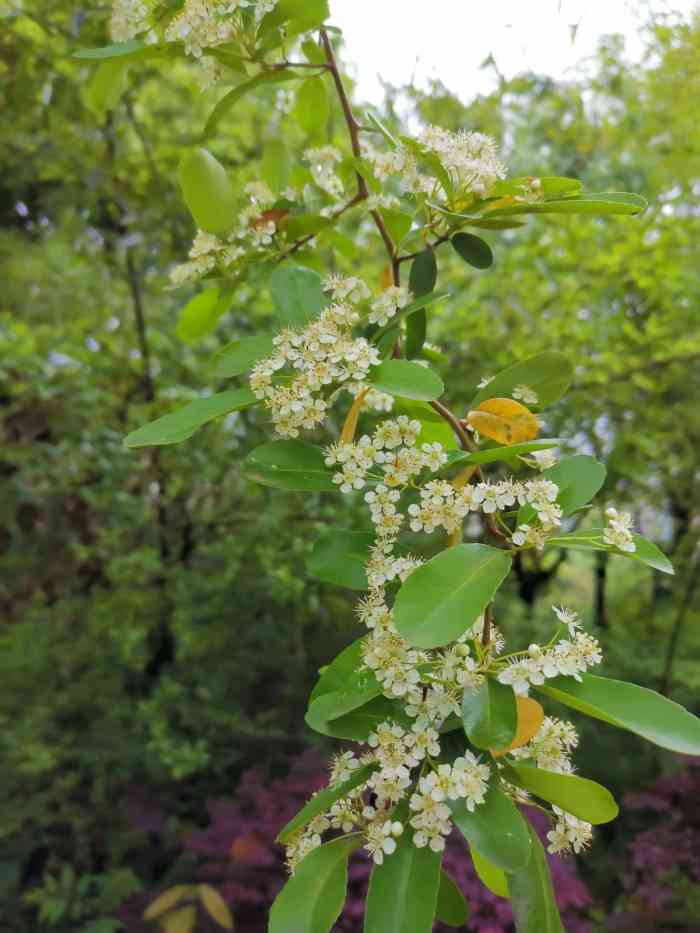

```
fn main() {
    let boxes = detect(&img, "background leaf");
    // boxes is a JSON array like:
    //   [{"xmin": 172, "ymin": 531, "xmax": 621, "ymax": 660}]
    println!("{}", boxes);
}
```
[
  {"xmin": 367, "ymin": 360, "xmax": 444, "ymax": 401},
  {"xmin": 435, "ymin": 870, "xmax": 469, "ymax": 927},
  {"xmin": 451, "ymin": 232, "xmax": 494, "ymax": 269},
  {"xmin": 470, "ymin": 352, "xmax": 574, "ymax": 410},
  {"xmin": 462, "ymin": 678, "xmax": 517, "ymax": 750},
  {"xmin": 450, "ymin": 781, "xmax": 532, "ymax": 872},
  {"xmin": 307, "ymin": 530, "xmax": 373, "ymax": 589},
  {"xmin": 507, "ymin": 764, "xmax": 619, "ymax": 824},
  {"xmin": 268, "ymin": 264, "xmax": 326, "ymax": 327}
]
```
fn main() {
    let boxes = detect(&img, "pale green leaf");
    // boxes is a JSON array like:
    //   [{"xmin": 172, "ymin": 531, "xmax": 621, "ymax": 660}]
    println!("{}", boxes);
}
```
[{"xmin": 125, "ymin": 389, "xmax": 257, "ymax": 448}]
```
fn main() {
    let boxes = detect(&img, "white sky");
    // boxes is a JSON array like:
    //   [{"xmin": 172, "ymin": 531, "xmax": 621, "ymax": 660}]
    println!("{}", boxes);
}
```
[{"xmin": 329, "ymin": 0, "xmax": 699, "ymax": 104}]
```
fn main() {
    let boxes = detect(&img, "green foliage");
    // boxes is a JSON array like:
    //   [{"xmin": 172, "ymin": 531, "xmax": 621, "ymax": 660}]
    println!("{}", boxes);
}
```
[{"xmin": 462, "ymin": 678, "xmax": 517, "ymax": 750}]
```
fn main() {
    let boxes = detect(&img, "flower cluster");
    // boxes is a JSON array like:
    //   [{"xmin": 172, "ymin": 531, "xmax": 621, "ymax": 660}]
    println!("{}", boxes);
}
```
[
  {"xmin": 250, "ymin": 303, "xmax": 380, "ymax": 437},
  {"xmin": 496, "ymin": 606, "xmax": 602, "ymax": 696},
  {"xmin": 603, "ymin": 506, "xmax": 636, "ymax": 553},
  {"xmin": 369, "ymin": 286, "xmax": 413, "ymax": 326},
  {"xmin": 109, "ymin": 0, "xmax": 152, "ymax": 41},
  {"xmin": 304, "ymin": 146, "xmax": 344, "ymax": 198},
  {"xmin": 366, "ymin": 127, "xmax": 505, "ymax": 201},
  {"xmin": 165, "ymin": 0, "xmax": 278, "ymax": 58}
]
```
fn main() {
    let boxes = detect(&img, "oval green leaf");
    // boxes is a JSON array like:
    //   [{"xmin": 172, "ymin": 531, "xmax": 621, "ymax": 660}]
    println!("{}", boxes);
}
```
[
  {"xmin": 450, "ymin": 780, "xmax": 531, "ymax": 873},
  {"xmin": 178, "ymin": 147, "xmax": 236, "ymax": 236},
  {"xmin": 470, "ymin": 847, "xmax": 508, "ymax": 898},
  {"xmin": 243, "ymin": 440, "xmax": 335, "ymax": 491},
  {"xmin": 435, "ymin": 870, "xmax": 469, "ymax": 928},
  {"xmin": 277, "ymin": 764, "xmax": 376, "ymax": 843},
  {"xmin": 506, "ymin": 825, "xmax": 565, "ymax": 933},
  {"xmin": 176, "ymin": 288, "xmax": 233, "ymax": 343},
  {"xmin": 470, "ymin": 352, "xmax": 574, "ymax": 410},
  {"xmin": 536, "ymin": 673, "xmax": 700, "ymax": 755},
  {"xmin": 364, "ymin": 821, "xmax": 442, "ymax": 933},
  {"xmin": 485, "ymin": 191, "xmax": 647, "ymax": 217},
  {"xmin": 307, "ymin": 695, "xmax": 407, "ymax": 742},
  {"xmin": 269, "ymin": 264, "xmax": 326, "ymax": 327},
  {"xmin": 393, "ymin": 544, "xmax": 512, "ymax": 649},
  {"xmin": 508, "ymin": 764, "xmax": 619, "ymax": 824},
  {"xmin": 308, "ymin": 530, "xmax": 373, "ymax": 590},
  {"xmin": 294, "ymin": 77, "xmax": 329, "ymax": 138},
  {"xmin": 204, "ymin": 69, "xmax": 300, "ymax": 137},
  {"xmin": 124, "ymin": 389, "xmax": 257, "ymax": 448},
  {"xmin": 211, "ymin": 334, "xmax": 275, "ymax": 378},
  {"xmin": 446, "ymin": 439, "xmax": 563, "ymax": 467},
  {"xmin": 269, "ymin": 834, "xmax": 360, "ymax": 933},
  {"xmin": 462, "ymin": 678, "xmax": 517, "ymax": 750},
  {"xmin": 367, "ymin": 360, "xmax": 444, "ymax": 402},
  {"xmin": 451, "ymin": 232, "xmax": 494, "ymax": 269},
  {"xmin": 74, "ymin": 40, "xmax": 180, "ymax": 61}
]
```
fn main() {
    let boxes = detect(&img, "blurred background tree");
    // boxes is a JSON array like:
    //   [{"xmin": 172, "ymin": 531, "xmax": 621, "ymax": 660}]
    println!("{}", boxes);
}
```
[{"xmin": 1, "ymin": 2, "xmax": 699, "ymax": 930}]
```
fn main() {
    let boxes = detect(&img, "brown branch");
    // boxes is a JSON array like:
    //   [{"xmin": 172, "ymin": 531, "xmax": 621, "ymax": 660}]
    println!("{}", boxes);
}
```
[{"xmin": 320, "ymin": 29, "xmax": 400, "ymax": 285}]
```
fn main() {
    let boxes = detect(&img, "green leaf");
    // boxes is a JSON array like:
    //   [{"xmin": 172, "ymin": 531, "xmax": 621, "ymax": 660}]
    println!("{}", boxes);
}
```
[
  {"xmin": 310, "ymin": 637, "xmax": 367, "ymax": 703},
  {"xmin": 308, "ymin": 530, "xmax": 373, "ymax": 589},
  {"xmin": 258, "ymin": 0, "xmax": 330, "ymax": 43},
  {"xmin": 536, "ymin": 673, "xmax": 700, "ymax": 755},
  {"xmin": 470, "ymin": 352, "xmax": 574, "ymax": 410},
  {"xmin": 261, "ymin": 139, "xmax": 290, "ymax": 191},
  {"xmin": 380, "ymin": 208, "xmax": 413, "ymax": 245},
  {"xmin": 409, "ymin": 249, "xmax": 438, "ymax": 297},
  {"xmin": 435, "ymin": 871, "xmax": 469, "ymax": 927},
  {"xmin": 507, "ymin": 765, "xmax": 619, "ymax": 824},
  {"xmin": 268, "ymin": 264, "xmax": 325, "ymax": 327},
  {"xmin": 406, "ymin": 250, "xmax": 437, "ymax": 359},
  {"xmin": 471, "ymin": 848, "xmax": 508, "ymax": 898},
  {"xmin": 302, "ymin": 39, "xmax": 326, "ymax": 66},
  {"xmin": 448, "ymin": 439, "xmax": 563, "ymax": 466},
  {"xmin": 124, "ymin": 389, "xmax": 257, "ymax": 448},
  {"xmin": 176, "ymin": 288, "xmax": 233, "ymax": 343},
  {"xmin": 82, "ymin": 60, "xmax": 130, "ymax": 113},
  {"xmin": 210, "ymin": 334, "xmax": 275, "ymax": 378},
  {"xmin": 294, "ymin": 77, "xmax": 329, "ymax": 137},
  {"xmin": 243, "ymin": 440, "xmax": 335, "ymax": 491},
  {"xmin": 546, "ymin": 530, "xmax": 674, "ymax": 575},
  {"xmin": 307, "ymin": 695, "xmax": 406, "ymax": 741},
  {"xmin": 450, "ymin": 780, "xmax": 532, "ymax": 873},
  {"xmin": 178, "ymin": 148, "xmax": 236, "ymax": 235},
  {"xmin": 365, "ymin": 111, "xmax": 400, "ymax": 148},
  {"xmin": 277, "ymin": 765, "xmax": 376, "ymax": 842},
  {"xmin": 74, "ymin": 40, "xmax": 180, "ymax": 61},
  {"xmin": 522, "ymin": 456, "xmax": 606, "ymax": 527},
  {"xmin": 204, "ymin": 69, "xmax": 300, "ymax": 137},
  {"xmin": 506, "ymin": 825, "xmax": 565, "ymax": 933},
  {"xmin": 462, "ymin": 678, "xmax": 517, "ymax": 750},
  {"xmin": 364, "ymin": 820, "xmax": 442, "ymax": 933},
  {"xmin": 393, "ymin": 544, "xmax": 512, "ymax": 649},
  {"xmin": 269, "ymin": 834, "xmax": 360, "ymax": 933},
  {"xmin": 485, "ymin": 191, "xmax": 647, "ymax": 217},
  {"xmin": 451, "ymin": 233, "xmax": 494, "ymax": 269},
  {"xmin": 366, "ymin": 360, "xmax": 444, "ymax": 401}
]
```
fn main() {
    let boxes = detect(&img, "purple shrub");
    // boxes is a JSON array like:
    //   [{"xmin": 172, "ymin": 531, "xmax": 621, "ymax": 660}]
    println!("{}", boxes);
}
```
[{"xmin": 605, "ymin": 758, "xmax": 700, "ymax": 931}]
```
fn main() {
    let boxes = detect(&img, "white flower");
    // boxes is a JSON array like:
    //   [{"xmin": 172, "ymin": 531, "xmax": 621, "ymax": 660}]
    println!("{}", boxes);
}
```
[
  {"xmin": 364, "ymin": 819, "xmax": 404, "ymax": 864},
  {"xmin": 369, "ymin": 286, "xmax": 413, "ymax": 326},
  {"xmin": 512, "ymin": 384, "xmax": 539, "ymax": 405},
  {"xmin": 552, "ymin": 604, "xmax": 582, "ymax": 634},
  {"xmin": 529, "ymin": 449, "xmax": 558, "ymax": 471},
  {"xmin": 603, "ymin": 506, "xmax": 636, "ymax": 552}
]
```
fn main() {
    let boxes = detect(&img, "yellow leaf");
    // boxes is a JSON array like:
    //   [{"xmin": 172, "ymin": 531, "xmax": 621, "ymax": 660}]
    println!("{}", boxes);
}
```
[
  {"xmin": 162, "ymin": 905, "xmax": 197, "ymax": 933},
  {"xmin": 340, "ymin": 388, "xmax": 368, "ymax": 444},
  {"xmin": 492, "ymin": 697, "xmax": 545, "ymax": 756},
  {"xmin": 466, "ymin": 398, "xmax": 539, "ymax": 445},
  {"xmin": 143, "ymin": 886, "xmax": 193, "ymax": 921},
  {"xmin": 199, "ymin": 884, "xmax": 234, "ymax": 931},
  {"xmin": 380, "ymin": 264, "xmax": 394, "ymax": 289}
]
